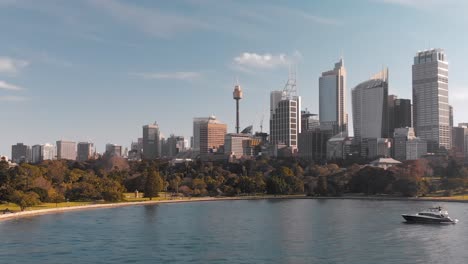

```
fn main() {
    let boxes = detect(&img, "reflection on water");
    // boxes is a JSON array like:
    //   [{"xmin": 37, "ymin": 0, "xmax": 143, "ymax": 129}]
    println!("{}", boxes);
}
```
[{"xmin": 0, "ymin": 199, "xmax": 467, "ymax": 264}]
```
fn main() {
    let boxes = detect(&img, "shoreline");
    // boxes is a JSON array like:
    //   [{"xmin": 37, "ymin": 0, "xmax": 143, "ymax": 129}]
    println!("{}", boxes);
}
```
[{"xmin": 1, "ymin": 195, "xmax": 467, "ymax": 222}]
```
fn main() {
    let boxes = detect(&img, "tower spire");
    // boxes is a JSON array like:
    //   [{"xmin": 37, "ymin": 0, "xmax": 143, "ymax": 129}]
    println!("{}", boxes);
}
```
[{"xmin": 233, "ymin": 80, "xmax": 243, "ymax": 134}]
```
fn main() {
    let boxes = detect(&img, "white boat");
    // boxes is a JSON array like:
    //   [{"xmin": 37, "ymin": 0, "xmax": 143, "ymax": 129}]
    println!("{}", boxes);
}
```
[{"xmin": 402, "ymin": 207, "xmax": 458, "ymax": 224}]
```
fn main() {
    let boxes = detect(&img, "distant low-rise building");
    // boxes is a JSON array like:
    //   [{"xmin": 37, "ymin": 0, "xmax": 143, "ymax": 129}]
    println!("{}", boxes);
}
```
[
  {"xmin": 362, "ymin": 138, "xmax": 392, "ymax": 159},
  {"xmin": 370, "ymin": 157, "xmax": 401, "ymax": 170},
  {"xmin": 225, "ymin": 133, "xmax": 252, "ymax": 159},
  {"xmin": 326, "ymin": 133, "xmax": 353, "ymax": 160}
]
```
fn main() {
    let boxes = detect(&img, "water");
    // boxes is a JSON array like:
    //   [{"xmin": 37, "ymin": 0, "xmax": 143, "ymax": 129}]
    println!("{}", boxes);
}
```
[{"xmin": 0, "ymin": 199, "xmax": 467, "ymax": 264}]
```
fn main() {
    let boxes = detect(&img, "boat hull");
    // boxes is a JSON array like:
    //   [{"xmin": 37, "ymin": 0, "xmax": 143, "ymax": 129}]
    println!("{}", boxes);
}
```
[{"xmin": 402, "ymin": 214, "xmax": 456, "ymax": 224}]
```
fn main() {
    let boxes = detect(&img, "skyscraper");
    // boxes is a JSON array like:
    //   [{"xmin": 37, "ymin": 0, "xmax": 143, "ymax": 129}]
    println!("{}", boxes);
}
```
[
  {"xmin": 301, "ymin": 110, "xmax": 320, "ymax": 132},
  {"xmin": 143, "ymin": 123, "xmax": 160, "ymax": 159},
  {"xmin": 11, "ymin": 143, "xmax": 30, "ymax": 163},
  {"xmin": 387, "ymin": 95, "xmax": 397, "ymax": 136},
  {"xmin": 413, "ymin": 49, "xmax": 450, "ymax": 152},
  {"xmin": 31, "ymin": 145, "xmax": 42, "ymax": 164},
  {"xmin": 31, "ymin": 143, "xmax": 55, "ymax": 163},
  {"xmin": 452, "ymin": 124, "xmax": 468, "ymax": 160},
  {"xmin": 319, "ymin": 58, "xmax": 347, "ymax": 134},
  {"xmin": 105, "ymin": 144, "xmax": 122, "ymax": 157},
  {"xmin": 388, "ymin": 95, "xmax": 412, "ymax": 135},
  {"xmin": 128, "ymin": 138, "xmax": 143, "ymax": 161},
  {"xmin": 270, "ymin": 91, "xmax": 301, "ymax": 150},
  {"xmin": 162, "ymin": 135, "xmax": 185, "ymax": 158},
  {"xmin": 352, "ymin": 68, "xmax": 389, "ymax": 144},
  {"xmin": 193, "ymin": 117, "xmax": 207, "ymax": 153},
  {"xmin": 56, "ymin": 140, "xmax": 76, "ymax": 160},
  {"xmin": 193, "ymin": 116, "xmax": 227, "ymax": 154},
  {"xmin": 394, "ymin": 98, "xmax": 412, "ymax": 129},
  {"xmin": 194, "ymin": 116, "xmax": 227, "ymax": 154},
  {"xmin": 77, "ymin": 142, "xmax": 94, "ymax": 162}
]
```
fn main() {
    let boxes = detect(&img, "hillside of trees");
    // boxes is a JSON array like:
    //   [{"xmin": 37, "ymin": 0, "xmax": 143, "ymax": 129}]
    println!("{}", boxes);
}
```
[{"xmin": 1, "ymin": 155, "xmax": 468, "ymax": 210}]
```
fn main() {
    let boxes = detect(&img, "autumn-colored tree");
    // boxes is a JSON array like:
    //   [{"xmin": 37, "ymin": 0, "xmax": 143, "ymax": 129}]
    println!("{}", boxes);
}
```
[{"xmin": 10, "ymin": 190, "xmax": 41, "ymax": 211}]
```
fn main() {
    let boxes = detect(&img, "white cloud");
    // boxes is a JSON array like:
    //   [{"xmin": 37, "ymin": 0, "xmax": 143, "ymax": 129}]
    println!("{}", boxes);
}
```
[
  {"xmin": 0, "ymin": 80, "xmax": 23, "ymax": 91},
  {"xmin": 232, "ymin": 51, "xmax": 302, "ymax": 72},
  {"xmin": 0, "ymin": 95, "xmax": 28, "ymax": 102},
  {"xmin": 131, "ymin": 71, "xmax": 202, "ymax": 81},
  {"xmin": 90, "ymin": 0, "xmax": 212, "ymax": 38},
  {"xmin": 0, "ymin": 57, "xmax": 29, "ymax": 74}
]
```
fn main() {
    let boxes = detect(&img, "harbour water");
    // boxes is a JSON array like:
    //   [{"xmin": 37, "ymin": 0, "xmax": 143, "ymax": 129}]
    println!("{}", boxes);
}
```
[{"xmin": 1, "ymin": 199, "xmax": 467, "ymax": 264}]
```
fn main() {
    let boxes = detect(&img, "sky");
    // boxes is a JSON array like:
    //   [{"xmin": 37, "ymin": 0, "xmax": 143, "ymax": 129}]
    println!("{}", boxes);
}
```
[{"xmin": 2, "ymin": 0, "xmax": 468, "ymax": 155}]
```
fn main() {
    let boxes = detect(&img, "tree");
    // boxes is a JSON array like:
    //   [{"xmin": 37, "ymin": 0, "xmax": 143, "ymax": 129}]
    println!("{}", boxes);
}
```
[
  {"xmin": 266, "ymin": 176, "xmax": 288, "ymax": 195},
  {"xmin": 315, "ymin": 176, "xmax": 328, "ymax": 196},
  {"xmin": 48, "ymin": 189, "xmax": 65, "ymax": 207},
  {"xmin": 144, "ymin": 169, "xmax": 163, "ymax": 200},
  {"xmin": 10, "ymin": 190, "xmax": 41, "ymax": 211},
  {"xmin": 254, "ymin": 173, "xmax": 266, "ymax": 193},
  {"xmin": 192, "ymin": 178, "xmax": 208, "ymax": 196},
  {"xmin": 236, "ymin": 176, "xmax": 256, "ymax": 194}
]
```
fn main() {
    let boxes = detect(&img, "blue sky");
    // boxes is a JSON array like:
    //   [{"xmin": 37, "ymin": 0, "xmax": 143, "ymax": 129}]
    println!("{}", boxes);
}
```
[{"xmin": 1, "ymin": 0, "xmax": 468, "ymax": 155}]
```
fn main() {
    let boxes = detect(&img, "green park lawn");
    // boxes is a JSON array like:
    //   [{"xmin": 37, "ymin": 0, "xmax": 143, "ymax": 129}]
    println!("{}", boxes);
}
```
[
  {"xmin": 0, "ymin": 201, "xmax": 93, "ymax": 213},
  {"xmin": 0, "ymin": 192, "xmax": 177, "ymax": 213}
]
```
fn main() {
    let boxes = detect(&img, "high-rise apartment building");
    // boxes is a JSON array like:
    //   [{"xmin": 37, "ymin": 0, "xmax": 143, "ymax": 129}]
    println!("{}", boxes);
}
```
[
  {"xmin": 352, "ymin": 68, "xmax": 389, "ymax": 144},
  {"xmin": 319, "ymin": 58, "xmax": 347, "ymax": 134},
  {"xmin": 413, "ymin": 49, "xmax": 450, "ymax": 152},
  {"xmin": 56, "ymin": 140, "xmax": 76, "ymax": 160},
  {"xmin": 77, "ymin": 142, "xmax": 94, "ymax": 162},
  {"xmin": 143, "ymin": 123, "xmax": 160, "ymax": 159},
  {"xmin": 270, "ymin": 91, "xmax": 301, "ymax": 149}
]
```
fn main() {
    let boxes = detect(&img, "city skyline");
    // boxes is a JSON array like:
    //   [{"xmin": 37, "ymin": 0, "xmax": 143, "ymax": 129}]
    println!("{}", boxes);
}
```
[{"xmin": 3, "ymin": 1, "xmax": 468, "ymax": 155}]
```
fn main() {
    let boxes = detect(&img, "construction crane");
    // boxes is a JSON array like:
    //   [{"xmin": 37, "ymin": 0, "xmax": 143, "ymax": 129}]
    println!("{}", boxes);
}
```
[{"xmin": 282, "ymin": 64, "xmax": 297, "ymax": 100}]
